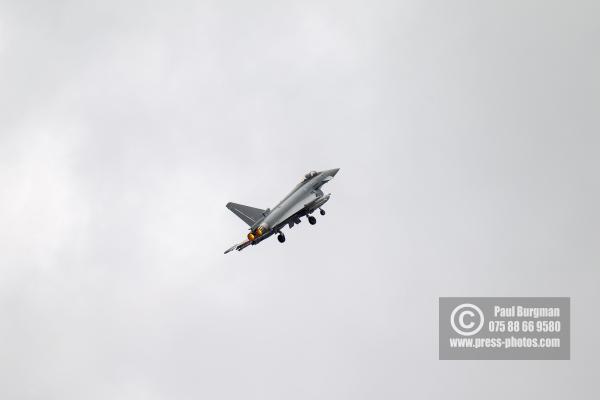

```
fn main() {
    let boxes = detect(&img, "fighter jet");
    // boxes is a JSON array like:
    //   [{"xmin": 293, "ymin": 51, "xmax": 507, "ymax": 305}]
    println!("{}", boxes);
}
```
[{"xmin": 224, "ymin": 168, "xmax": 340, "ymax": 254}]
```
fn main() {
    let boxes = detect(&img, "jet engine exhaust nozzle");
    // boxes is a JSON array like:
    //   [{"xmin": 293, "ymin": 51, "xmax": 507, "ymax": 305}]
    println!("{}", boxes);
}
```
[{"xmin": 255, "ymin": 224, "xmax": 269, "ymax": 237}]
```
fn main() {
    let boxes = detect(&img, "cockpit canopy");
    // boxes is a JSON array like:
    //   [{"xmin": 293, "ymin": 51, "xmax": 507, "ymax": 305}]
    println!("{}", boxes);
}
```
[{"xmin": 303, "ymin": 170, "xmax": 318, "ymax": 180}]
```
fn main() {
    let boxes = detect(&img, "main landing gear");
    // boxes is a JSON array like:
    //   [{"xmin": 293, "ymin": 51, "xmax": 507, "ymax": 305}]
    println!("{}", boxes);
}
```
[
  {"xmin": 277, "ymin": 232, "xmax": 286, "ymax": 243},
  {"xmin": 279, "ymin": 208, "xmax": 327, "ymax": 243},
  {"xmin": 308, "ymin": 208, "xmax": 326, "ymax": 225}
]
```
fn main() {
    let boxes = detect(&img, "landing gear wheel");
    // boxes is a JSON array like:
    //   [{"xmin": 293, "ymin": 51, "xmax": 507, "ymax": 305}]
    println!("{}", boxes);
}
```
[
  {"xmin": 277, "ymin": 233, "xmax": 286, "ymax": 243},
  {"xmin": 319, "ymin": 209, "xmax": 326, "ymax": 216},
  {"xmin": 308, "ymin": 216, "xmax": 317, "ymax": 225}
]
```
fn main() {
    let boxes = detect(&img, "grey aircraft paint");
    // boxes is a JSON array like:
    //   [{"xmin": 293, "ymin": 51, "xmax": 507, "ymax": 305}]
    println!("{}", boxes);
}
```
[{"xmin": 225, "ymin": 168, "xmax": 339, "ymax": 253}]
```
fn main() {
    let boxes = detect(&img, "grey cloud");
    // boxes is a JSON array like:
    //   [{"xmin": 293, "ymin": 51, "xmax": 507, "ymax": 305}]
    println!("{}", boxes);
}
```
[{"xmin": 0, "ymin": 1, "xmax": 598, "ymax": 399}]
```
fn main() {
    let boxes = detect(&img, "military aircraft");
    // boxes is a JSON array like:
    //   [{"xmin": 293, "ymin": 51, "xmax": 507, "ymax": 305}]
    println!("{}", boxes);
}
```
[{"xmin": 224, "ymin": 168, "xmax": 340, "ymax": 254}]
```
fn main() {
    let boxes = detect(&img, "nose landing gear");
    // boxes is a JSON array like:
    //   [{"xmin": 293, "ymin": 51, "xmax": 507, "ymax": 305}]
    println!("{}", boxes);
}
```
[{"xmin": 319, "ymin": 208, "xmax": 326, "ymax": 216}]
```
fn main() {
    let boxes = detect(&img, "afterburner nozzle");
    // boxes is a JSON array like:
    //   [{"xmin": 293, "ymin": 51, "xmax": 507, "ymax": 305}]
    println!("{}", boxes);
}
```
[{"xmin": 254, "ymin": 224, "xmax": 269, "ymax": 237}]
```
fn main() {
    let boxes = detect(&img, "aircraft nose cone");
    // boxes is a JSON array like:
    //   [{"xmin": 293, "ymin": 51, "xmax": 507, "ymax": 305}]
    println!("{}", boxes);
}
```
[{"xmin": 327, "ymin": 168, "xmax": 340, "ymax": 177}]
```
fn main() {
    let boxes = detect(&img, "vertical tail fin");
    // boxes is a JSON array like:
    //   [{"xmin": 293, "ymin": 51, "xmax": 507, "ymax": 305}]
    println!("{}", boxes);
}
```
[{"xmin": 226, "ymin": 202, "xmax": 266, "ymax": 226}]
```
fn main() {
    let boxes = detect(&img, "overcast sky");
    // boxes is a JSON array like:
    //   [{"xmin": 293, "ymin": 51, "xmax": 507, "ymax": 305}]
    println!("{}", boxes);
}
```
[{"xmin": 1, "ymin": 1, "xmax": 599, "ymax": 399}]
